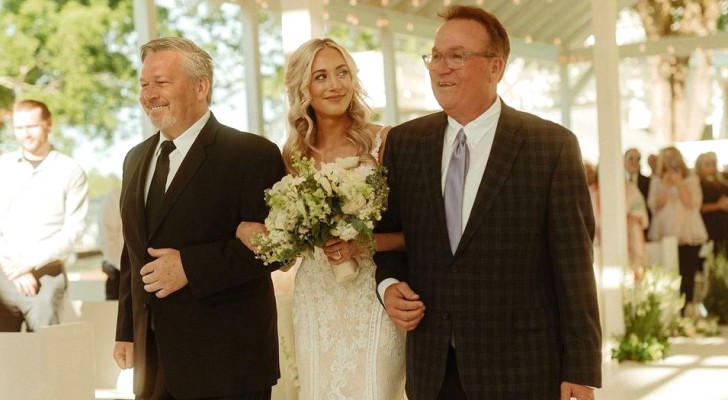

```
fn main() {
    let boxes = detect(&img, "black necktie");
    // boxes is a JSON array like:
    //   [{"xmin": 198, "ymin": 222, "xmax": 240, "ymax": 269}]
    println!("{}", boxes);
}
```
[{"xmin": 146, "ymin": 140, "xmax": 176, "ymax": 230}]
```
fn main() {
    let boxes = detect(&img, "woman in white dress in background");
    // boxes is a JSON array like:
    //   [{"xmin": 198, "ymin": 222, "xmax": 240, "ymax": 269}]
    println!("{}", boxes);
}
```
[{"xmin": 237, "ymin": 38, "xmax": 406, "ymax": 400}]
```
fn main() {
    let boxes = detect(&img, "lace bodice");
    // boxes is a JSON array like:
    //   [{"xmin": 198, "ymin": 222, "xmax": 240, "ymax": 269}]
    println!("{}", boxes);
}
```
[{"xmin": 370, "ymin": 126, "xmax": 385, "ymax": 160}]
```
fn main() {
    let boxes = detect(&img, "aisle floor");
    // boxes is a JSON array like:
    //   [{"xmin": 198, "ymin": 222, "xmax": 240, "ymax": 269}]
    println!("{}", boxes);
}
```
[{"xmin": 599, "ymin": 329, "xmax": 728, "ymax": 400}]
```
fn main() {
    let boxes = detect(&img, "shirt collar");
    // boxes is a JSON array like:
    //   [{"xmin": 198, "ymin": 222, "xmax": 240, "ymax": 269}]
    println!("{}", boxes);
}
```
[
  {"xmin": 15, "ymin": 148, "xmax": 57, "ymax": 165},
  {"xmin": 446, "ymin": 97, "xmax": 502, "ymax": 146},
  {"xmin": 155, "ymin": 110, "xmax": 210, "ymax": 155}
]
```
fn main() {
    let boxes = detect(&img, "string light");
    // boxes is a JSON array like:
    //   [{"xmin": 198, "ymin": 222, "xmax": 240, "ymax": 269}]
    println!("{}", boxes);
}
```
[
  {"xmin": 376, "ymin": 17, "xmax": 390, "ymax": 28},
  {"xmin": 553, "ymin": 37, "xmax": 561, "ymax": 45},
  {"xmin": 381, "ymin": 0, "xmax": 389, "ymax": 5},
  {"xmin": 412, "ymin": 0, "xmax": 420, "ymax": 7},
  {"xmin": 406, "ymin": 22, "xmax": 414, "ymax": 31},
  {"xmin": 346, "ymin": 13, "xmax": 359, "ymax": 25},
  {"xmin": 349, "ymin": 0, "xmax": 357, "ymax": 6},
  {"xmin": 524, "ymin": 35, "xmax": 532, "ymax": 44}
]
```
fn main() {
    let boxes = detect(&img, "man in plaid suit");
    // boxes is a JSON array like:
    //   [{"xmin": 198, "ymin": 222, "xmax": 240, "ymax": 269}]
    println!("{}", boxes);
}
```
[{"xmin": 374, "ymin": 5, "xmax": 602, "ymax": 400}]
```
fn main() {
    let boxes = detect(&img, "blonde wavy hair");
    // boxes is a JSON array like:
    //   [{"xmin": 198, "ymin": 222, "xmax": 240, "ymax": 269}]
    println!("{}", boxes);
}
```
[
  {"xmin": 281, "ymin": 38, "xmax": 374, "ymax": 173},
  {"xmin": 655, "ymin": 146, "xmax": 689, "ymax": 178}
]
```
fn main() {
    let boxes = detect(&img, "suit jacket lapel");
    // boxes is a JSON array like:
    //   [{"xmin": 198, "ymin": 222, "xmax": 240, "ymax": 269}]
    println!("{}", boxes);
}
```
[
  {"xmin": 457, "ymin": 104, "xmax": 524, "ymax": 253},
  {"xmin": 422, "ymin": 113, "xmax": 451, "ymax": 253},
  {"xmin": 132, "ymin": 135, "xmax": 160, "ymax": 242},
  {"xmin": 146, "ymin": 115, "xmax": 218, "ymax": 237}
]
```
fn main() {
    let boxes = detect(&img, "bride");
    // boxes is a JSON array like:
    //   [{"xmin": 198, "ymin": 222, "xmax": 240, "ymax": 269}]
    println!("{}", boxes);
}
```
[{"xmin": 237, "ymin": 38, "xmax": 406, "ymax": 400}]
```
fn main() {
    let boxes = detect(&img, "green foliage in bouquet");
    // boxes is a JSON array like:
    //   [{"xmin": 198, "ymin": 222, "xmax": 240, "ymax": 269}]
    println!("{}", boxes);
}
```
[
  {"xmin": 704, "ymin": 252, "xmax": 728, "ymax": 324},
  {"xmin": 253, "ymin": 154, "xmax": 388, "ymax": 269},
  {"xmin": 612, "ymin": 265, "xmax": 684, "ymax": 362}
]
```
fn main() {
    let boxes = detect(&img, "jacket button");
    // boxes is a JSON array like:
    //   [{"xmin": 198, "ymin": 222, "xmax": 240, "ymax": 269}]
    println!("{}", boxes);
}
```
[{"xmin": 442, "ymin": 313, "xmax": 450, "ymax": 320}]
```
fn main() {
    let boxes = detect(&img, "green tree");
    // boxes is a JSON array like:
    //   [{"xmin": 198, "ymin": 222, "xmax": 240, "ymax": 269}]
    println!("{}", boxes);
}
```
[{"xmin": 0, "ymin": 0, "xmax": 137, "ymax": 151}]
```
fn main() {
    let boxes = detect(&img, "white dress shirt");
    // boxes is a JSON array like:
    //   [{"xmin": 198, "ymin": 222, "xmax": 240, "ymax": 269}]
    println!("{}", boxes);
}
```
[
  {"xmin": 441, "ymin": 99, "xmax": 501, "ymax": 230},
  {"xmin": 144, "ymin": 110, "xmax": 210, "ymax": 201}
]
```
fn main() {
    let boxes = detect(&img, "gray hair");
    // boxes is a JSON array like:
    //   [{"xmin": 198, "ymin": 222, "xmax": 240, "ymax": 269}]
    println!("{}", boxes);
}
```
[{"xmin": 141, "ymin": 37, "xmax": 214, "ymax": 104}]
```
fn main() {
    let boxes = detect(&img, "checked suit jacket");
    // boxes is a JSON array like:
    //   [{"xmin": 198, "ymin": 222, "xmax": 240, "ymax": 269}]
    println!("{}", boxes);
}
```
[
  {"xmin": 374, "ymin": 103, "xmax": 602, "ymax": 400},
  {"xmin": 116, "ymin": 114, "xmax": 285, "ymax": 398}
]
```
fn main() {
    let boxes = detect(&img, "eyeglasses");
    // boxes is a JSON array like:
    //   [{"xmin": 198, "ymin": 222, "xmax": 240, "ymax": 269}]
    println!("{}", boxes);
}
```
[
  {"xmin": 625, "ymin": 155, "xmax": 640, "ymax": 162},
  {"xmin": 422, "ymin": 51, "xmax": 497, "ymax": 70}
]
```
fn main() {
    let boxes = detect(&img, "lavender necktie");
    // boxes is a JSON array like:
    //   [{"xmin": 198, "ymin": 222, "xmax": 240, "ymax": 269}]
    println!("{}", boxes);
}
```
[{"xmin": 444, "ymin": 129, "xmax": 469, "ymax": 254}]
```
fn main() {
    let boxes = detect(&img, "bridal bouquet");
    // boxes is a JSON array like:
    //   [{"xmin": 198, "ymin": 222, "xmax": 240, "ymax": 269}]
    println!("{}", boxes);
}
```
[{"xmin": 253, "ymin": 154, "xmax": 388, "ymax": 282}]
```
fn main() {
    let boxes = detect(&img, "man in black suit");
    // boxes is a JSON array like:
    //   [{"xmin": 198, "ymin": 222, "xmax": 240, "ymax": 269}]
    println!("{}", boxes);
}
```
[
  {"xmin": 113, "ymin": 37, "xmax": 285, "ymax": 400},
  {"xmin": 374, "ymin": 6, "xmax": 602, "ymax": 400}
]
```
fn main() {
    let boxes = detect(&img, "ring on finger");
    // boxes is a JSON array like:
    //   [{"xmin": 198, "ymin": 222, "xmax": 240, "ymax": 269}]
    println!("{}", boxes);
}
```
[{"xmin": 336, "ymin": 250, "xmax": 342, "ymax": 259}]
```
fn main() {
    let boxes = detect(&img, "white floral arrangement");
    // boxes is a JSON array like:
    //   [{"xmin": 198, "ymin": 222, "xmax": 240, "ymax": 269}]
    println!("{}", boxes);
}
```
[{"xmin": 253, "ymin": 153, "xmax": 388, "ymax": 271}]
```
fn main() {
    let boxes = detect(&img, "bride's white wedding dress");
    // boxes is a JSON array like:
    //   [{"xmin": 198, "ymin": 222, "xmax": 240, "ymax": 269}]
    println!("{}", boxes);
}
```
[
  {"xmin": 292, "ymin": 249, "xmax": 406, "ymax": 400},
  {"xmin": 291, "ymin": 129, "xmax": 406, "ymax": 400}
]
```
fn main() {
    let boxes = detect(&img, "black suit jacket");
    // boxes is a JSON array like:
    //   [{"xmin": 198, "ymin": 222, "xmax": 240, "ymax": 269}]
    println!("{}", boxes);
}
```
[
  {"xmin": 637, "ymin": 172, "xmax": 652, "ymax": 237},
  {"xmin": 375, "ymin": 104, "xmax": 602, "ymax": 400},
  {"xmin": 116, "ymin": 114, "xmax": 285, "ymax": 398},
  {"xmin": 636, "ymin": 172, "xmax": 650, "ymax": 202}
]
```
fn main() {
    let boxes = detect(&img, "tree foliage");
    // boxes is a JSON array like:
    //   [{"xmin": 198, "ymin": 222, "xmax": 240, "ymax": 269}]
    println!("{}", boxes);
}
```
[{"xmin": 0, "ymin": 0, "xmax": 138, "ymax": 149}]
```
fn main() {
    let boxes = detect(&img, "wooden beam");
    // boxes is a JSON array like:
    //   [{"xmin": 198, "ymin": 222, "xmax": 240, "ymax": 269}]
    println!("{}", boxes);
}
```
[{"xmin": 564, "ymin": 31, "xmax": 728, "ymax": 61}]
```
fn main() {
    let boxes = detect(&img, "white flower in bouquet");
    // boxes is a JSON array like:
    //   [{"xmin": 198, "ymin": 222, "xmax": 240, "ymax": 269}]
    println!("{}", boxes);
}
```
[{"xmin": 253, "ymin": 153, "xmax": 388, "ymax": 271}]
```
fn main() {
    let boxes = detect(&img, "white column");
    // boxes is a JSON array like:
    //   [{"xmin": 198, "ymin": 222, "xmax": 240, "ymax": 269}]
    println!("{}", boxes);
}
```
[
  {"xmin": 133, "ymin": 0, "xmax": 155, "ymax": 47},
  {"xmin": 279, "ymin": 0, "xmax": 325, "ymax": 56},
  {"xmin": 241, "ymin": 1, "xmax": 264, "ymax": 136},
  {"xmin": 591, "ymin": 0, "xmax": 627, "ymax": 355},
  {"xmin": 559, "ymin": 62, "xmax": 572, "ymax": 129},
  {"xmin": 133, "ymin": 0, "xmax": 156, "ymax": 138},
  {"xmin": 380, "ymin": 26, "xmax": 399, "ymax": 125}
]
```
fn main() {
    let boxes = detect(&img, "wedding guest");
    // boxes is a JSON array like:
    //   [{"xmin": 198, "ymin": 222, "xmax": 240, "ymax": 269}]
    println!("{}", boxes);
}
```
[
  {"xmin": 695, "ymin": 151, "xmax": 728, "ymax": 256},
  {"xmin": 113, "ymin": 37, "xmax": 284, "ymax": 399},
  {"xmin": 584, "ymin": 161, "xmax": 600, "ymax": 245},
  {"xmin": 98, "ymin": 187, "xmax": 122, "ymax": 300},
  {"xmin": 0, "ymin": 99, "xmax": 88, "ymax": 332},
  {"xmin": 374, "ymin": 5, "xmax": 601, "ymax": 400},
  {"xmin": 647, "ymin": 146, "xmax": 708, "ymax": 313},
  {"xmin": 625, "ymin": 148, "xmax": 651, "ymax": 238},
  {"xmin": 236, "ymin": 38, "xmax": 406, "ymax": 400},
  {"xmin": 647, "ymin": 153, "xmax": 658, "ymax": 177},
  {"xmin": 625, "ymin": 148, "xmax": 650, "ymax": 200},
  {"xmin": 626, "ymin": 178, "xmax": 649, "ymax": 271}
]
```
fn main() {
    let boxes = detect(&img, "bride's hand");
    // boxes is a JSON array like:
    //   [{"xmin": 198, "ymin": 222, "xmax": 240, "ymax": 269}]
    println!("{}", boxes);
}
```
[
  {"xmin": 236, "ymin": 221, "xmax": 267, "ymax": 252},
  {"xmin": 324, "ymin": 238, "xmax": 360, "ymax": 265}
]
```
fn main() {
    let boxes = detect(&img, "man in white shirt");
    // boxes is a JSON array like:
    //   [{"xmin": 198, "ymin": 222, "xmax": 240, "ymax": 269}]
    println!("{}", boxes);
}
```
[{"xmin": 0, "ymin": 99, "xmax": 89, "ymax": 332}]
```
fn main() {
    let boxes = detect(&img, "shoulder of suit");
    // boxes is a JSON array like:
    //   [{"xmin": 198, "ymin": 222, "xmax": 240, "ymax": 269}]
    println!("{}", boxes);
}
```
[
  {"xmin": 505, "ymin": 106, "xmax": 575, "ymax": 140},
  {"xmin": 389, "ymin": 111, "xmax": 447, "ymax": 137},
  {"xmin": 216, "ymin": 124, "xmax": 279, "ymax": 149}
]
